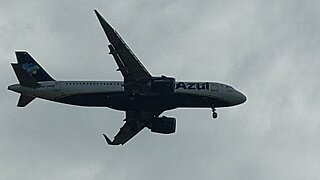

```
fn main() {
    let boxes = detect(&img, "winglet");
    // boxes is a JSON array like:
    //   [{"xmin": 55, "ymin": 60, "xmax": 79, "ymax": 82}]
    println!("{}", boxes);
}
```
[{"xmin": 103, "ymin": 134, "xmax": 117, "ymax": 145}]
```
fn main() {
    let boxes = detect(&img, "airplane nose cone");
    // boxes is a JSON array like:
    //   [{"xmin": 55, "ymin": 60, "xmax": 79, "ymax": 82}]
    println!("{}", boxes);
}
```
[
  {"xmin": 231, "ymin": 91, "xmax": 247, "ymax": 106},
  {"xmin": 239, "ymin": 92, "xmax": 247, "ymax": 104}
]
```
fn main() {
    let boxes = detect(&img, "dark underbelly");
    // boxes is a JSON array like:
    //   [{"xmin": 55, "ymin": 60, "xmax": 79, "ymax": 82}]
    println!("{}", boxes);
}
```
[{"xmin": 56, "ymin": 92, "xmax": 229, "ymax": 111}]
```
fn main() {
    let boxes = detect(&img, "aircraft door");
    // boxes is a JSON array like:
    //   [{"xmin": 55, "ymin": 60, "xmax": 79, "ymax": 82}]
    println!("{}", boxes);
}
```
[{"xmin": 53, "ymin": 81, "xmax": 64, "ymax": 97}]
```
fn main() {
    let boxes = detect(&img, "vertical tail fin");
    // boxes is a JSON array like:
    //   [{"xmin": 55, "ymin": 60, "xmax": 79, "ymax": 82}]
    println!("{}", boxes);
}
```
[
  {"xmin": 15, "ymin": 51, "xmax": 55, "ymax": 82},
  {"xmin": 10, "ymin": 64, "xmax": 38, "ymax": 107},
  {"xmin": 11, "ymin": 63, "xmax": 40, "ymax": 88}
]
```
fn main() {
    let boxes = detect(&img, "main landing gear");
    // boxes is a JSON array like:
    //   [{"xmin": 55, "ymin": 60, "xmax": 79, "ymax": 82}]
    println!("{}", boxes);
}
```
[{"xmin": 211, "ymin": 105, "xmax": 218, "ymax": 119}]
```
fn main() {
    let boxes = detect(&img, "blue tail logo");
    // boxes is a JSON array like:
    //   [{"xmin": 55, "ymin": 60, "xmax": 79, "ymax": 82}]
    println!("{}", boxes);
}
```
[{"xmin": 21, "ymin": 63, "xmax": 40, "ymax": 75}]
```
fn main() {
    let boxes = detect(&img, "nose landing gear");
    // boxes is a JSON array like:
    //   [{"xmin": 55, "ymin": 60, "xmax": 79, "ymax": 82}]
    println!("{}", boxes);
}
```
[
  {"xmin": 212, "ymin": 112, "xmax": 218, "ymax": 118},
  {"xmin": 211, "ymin": 105, "xmax": 218, "ymax": 119}
]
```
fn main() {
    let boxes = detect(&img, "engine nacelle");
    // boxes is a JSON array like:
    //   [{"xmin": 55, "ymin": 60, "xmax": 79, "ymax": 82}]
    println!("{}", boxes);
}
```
[
  {"xmin": 148, "ymin": 116, "xmax": 176, "ymax": 134},
  {"xmin": 148, "ymin": 76, "xmax": 175, "ymax": 94}
]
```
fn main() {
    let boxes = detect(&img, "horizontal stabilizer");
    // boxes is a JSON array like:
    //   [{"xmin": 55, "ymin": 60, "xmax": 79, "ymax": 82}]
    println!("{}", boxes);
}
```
[
  {"xmin": 11, "ymin": 63, "xmax": 40, "ymax": 88},
  {"xmin": 17, "ymin": 94, "xmax": 35, "ymax": 107}
]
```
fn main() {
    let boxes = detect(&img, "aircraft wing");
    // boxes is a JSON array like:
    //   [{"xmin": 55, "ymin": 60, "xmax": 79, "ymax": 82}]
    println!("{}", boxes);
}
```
[
  {"xmin": 103, "ymin": 111, "xmax": 161, "ymax": 145},
  {"xmin": 94, "ymin": 10, "xmax": 152, "ymax": 92}
]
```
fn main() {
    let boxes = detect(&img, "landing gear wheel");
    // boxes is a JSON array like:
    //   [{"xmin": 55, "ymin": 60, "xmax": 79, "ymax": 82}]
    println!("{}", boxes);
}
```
[
  {"xmin": 211, "ymin": 105, "xmax": 218, "ymax": 119},
  {"xmin": 212, "ymin": 112, "xmax": 218, "ymax": 118}
]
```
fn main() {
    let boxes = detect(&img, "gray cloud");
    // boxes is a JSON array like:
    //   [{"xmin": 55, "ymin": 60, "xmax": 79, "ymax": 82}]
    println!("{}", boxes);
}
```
[{"xmin": 1, "ymin": 0, "xmax": 320, "ymax": 180}]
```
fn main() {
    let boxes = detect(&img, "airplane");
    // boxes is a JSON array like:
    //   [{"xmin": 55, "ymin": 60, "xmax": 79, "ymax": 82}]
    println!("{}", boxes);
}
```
[{"xmin": 7, "ymin": 10, "xmax": 246, "ymax": 145}]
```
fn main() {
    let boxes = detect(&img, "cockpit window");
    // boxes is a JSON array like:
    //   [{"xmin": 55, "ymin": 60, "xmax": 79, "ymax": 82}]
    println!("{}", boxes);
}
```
[{"xmin": 226, "ymin": 85, "xmax": 233, "ymax": 92}]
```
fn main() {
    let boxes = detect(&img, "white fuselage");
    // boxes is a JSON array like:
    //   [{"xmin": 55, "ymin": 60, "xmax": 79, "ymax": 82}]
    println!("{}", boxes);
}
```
[{"xmin": 8, "ymin": 80, "xmax": 246, "ymax": 111}]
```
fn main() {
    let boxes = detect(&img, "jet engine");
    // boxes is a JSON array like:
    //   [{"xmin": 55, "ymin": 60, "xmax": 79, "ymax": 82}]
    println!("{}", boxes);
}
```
[
  {"xmin": 148, "ymin": 116, "xmax": 176, "ymax": 134},
  {"xmin": 148, "ymin": 76, "xmax": 175, "ymax": 94}
]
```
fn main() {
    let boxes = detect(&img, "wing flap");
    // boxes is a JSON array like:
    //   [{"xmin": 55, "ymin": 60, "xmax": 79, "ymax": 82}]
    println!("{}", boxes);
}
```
[
  {"xmin": 113, "ymin": 120, "xmax": 146, "ymax": 145},
  {"xmin": 103, "ymin": 118, "xmax": 146, "ymax": 145},
  {"xmin": 103, "ymin": 111, "xmax": 161, "ymax": 145},
  {"xmin": 108, "ymin": 45, "xmax": 129, "ymax": 77}
]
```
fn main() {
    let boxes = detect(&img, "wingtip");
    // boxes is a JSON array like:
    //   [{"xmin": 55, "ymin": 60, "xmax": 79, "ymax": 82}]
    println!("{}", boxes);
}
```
[
  {"xmin": 94, "ymin": 9, "xmax": 99, "ymax": 15},
  {"xmin": 94, "ymin": 9, "xmax": 104, "ymax": 20},
  {"xmin": 103, "ymin": 133, "xmax": 115, "ymax": 145}
]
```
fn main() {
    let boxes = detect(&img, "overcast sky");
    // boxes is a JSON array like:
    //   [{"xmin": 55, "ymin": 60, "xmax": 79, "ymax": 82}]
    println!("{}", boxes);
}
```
[{"xmin": 1, "ymin": 0, "xmax": 320, "ymax": 179}]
